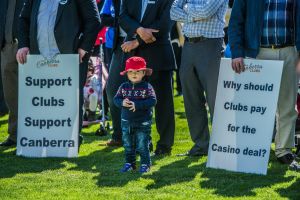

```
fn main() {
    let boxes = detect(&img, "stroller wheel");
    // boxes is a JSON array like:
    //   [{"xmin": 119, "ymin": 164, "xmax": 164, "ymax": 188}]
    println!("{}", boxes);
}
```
[{"xmin": 95, "ymin": 125, "xmax": 108, "ymax": 137}]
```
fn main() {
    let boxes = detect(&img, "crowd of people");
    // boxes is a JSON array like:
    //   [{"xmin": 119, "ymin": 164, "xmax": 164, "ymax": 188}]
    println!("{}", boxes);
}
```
[{"xmin": 1, "ymin": 0, "xmax": 300, "ymax": 173}]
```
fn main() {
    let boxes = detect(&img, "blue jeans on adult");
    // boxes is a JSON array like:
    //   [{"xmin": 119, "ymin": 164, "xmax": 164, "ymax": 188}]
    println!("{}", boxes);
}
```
[{"xmin": 121, "ymin": 120, "xmax": 152, "ymax": 166}]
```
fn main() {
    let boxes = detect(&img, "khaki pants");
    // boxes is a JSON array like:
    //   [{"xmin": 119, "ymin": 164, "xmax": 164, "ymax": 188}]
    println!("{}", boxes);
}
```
[
  {"xmin": 1, "ymin": 43, "xmax": 18, "ymax": 142},
  {"xmin": 257, "ymin": 47, "xmax": 298, "ymax": 157}
]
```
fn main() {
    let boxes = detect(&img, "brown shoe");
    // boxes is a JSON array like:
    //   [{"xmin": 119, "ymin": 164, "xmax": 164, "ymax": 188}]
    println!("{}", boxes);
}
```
[{"xmin": 106, "ymin": 139, "xmax": 122, "ymax": 147}]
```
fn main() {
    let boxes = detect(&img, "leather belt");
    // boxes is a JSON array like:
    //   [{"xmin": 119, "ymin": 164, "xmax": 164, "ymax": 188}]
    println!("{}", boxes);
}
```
[
  {"xmin": 184, "ymin": 36, "xmax": 207, "ymax": 43},
  {"xmin": 261, "ymin": 44, "xmax": 294, "ymax": 49}
]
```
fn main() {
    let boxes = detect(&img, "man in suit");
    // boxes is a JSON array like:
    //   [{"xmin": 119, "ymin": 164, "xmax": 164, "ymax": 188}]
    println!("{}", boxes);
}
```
[
  {"xmin": 119, "ymin": 0, "xmax": 176, "ymax": 155},
  {"xmin": 171, "ymin": 1, "xmax": 227, "ymax": 156},
  {"xmin": 100, "ymin": 0, "xmax": 128, "ymax": 147},
  {"xmin": 229, "ymin": 0, "xmax": 300, "ymax": 170},
  {"xmin": 16, "ymin": 0, "xmax": 100, "ymax": 147},
  {"xmin": 0, "ymin": 0, "xmax": 24, "ymax": 146}
]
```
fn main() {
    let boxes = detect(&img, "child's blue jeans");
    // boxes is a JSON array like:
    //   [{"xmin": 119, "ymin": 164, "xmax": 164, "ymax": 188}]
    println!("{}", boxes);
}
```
[{"xmin": 121, "ymin": 120, "xmax": 152, "ymax": 166}]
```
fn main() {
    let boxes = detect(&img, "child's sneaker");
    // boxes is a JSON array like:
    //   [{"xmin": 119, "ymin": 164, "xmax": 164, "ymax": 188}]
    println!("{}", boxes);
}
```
[
  {"xmin": 139, "ymin": 164, "xmax": 150, "ymax": 173},
  {"xmin": 120, "ymin": 163, "xmax": 136, "ymax": 173}
]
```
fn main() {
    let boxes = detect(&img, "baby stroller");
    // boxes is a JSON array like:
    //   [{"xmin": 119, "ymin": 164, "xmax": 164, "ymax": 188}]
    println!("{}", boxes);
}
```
[{"xmin": 82, "ymin": 41, "xmax": 110, "ymax": 136}]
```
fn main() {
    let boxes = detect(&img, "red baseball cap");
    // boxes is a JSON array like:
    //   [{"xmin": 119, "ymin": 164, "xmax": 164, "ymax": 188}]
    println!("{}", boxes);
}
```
[{"xmin": 120, "ymin": 56, "xmax": 152, "ymax": 76}]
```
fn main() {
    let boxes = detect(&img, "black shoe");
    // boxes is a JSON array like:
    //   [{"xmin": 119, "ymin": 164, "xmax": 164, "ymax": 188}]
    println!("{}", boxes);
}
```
[
  {"xmin": 176, "ymin": 151, "xmax": 208, "ymax": 157},
  {"xmin": 0, "ymin": 138, "xmax": 16, "ymax": 147},
  {"xmin": 277, "ymin": 153, "xmax": 295, "ymax": 164},
  {"xmin": 153, "ymin": 148, "xmax": 171, "ymax": 156}
]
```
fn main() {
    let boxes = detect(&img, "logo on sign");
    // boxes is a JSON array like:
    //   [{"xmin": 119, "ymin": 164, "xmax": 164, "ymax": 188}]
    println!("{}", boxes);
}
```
[
  {"xmin": 245, "ymin": 63, "xmax": 263, "ymax": 73},
  {"xmin": 37, "ymin": 58, "xmax": 60, "ymax": 68}
]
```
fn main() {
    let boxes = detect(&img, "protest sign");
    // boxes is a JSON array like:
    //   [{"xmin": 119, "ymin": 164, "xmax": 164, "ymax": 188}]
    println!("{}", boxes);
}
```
[
  {"xmin": 207, "ymin": 58, "xmax": 283, "ymax": 175},
  {"xmin": 17, "ymin": 54, "xmax": 79, "ymax": 158}
]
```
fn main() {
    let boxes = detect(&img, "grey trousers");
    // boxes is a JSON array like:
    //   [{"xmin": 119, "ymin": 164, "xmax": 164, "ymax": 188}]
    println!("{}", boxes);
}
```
[
  {"xmin": 180, "ymin": 38, "xmax": 222, "ymax": 154},
  {"xmin": 1, "ymin": 43, "xmax": 18, "ymax": 142},
  {"xmin": 257, "ymin": 47, "xmax": 298, "ymax": 157}
]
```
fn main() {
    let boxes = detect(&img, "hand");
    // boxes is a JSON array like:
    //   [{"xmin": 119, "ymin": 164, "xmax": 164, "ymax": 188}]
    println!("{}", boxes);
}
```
[
  {"xmin": 232, "ymin": 57, "xmax": 245, "ymax": 74},
  {"xmin": 128, "ymin": 101, "xmax": 136, "ymax": 112},
  {"xmin": 16, "ymin": 47, "xmax": 30, "ymax": 64},
  {"xmin": 121, "ymin": 40, "xmax": 139, "ymax": 53},
  {"xmin": 78, "ymin": 48, "xmax": 88, "ymax": 63},
  {"xmin": 136, "ymin": 27, "xmax": 159, "ymax": 43},
  {"xmin": 122, "ymin": 98, "xmax": 131, "ymax": 108}
]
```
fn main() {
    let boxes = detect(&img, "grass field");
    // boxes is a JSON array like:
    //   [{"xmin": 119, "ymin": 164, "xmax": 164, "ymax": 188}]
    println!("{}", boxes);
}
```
[{"xmin": 0, "ymin": 95, "xmax": 300, "ymax": 200}]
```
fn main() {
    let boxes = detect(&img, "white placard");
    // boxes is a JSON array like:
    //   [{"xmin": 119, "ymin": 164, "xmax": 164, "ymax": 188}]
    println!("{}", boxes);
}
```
[
  {"xmin": 207, "ymin": 58, "xmax": 284, "ymax": 175},
  {"xmin": 17, "ymin": 54, "xmax": 79, "ymax": 158}
]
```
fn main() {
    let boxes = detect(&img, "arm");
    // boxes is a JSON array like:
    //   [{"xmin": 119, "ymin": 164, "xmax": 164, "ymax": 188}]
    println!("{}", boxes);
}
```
[
  {"xmin": 113, "ymin": 85, "xmax": 124, "ymax": 108},
  {"xmin": 228, "ymin": 0, "xmax": 246, "ymax": 59},
  {"xmin": 18, "ymin": 0, "xmax": 32, "ymax": 49},
  {"xmin": 137, "ymin": 0, "xmax": 174, "ymax": 47},
  {"xmin": 170, "ymin": 0, "xmax": 191, "ymax": 23},
  {"xmin": 148, "ymin": 0, "xmax": 174, "ymax": 36},
  {"xmin": 185, "ymin": 0, "xmax": 227, "ymax": 19},
  {"xmin": 134, "ymin": 84, "xmax": 157, "ymax": 110},
  {"xmin": 119, "ymin": 0, "xmax": 142, "ymax": 37},
  {"xmin": 77, "ymin": 0, "xmax": 101, "ymax": 52}
]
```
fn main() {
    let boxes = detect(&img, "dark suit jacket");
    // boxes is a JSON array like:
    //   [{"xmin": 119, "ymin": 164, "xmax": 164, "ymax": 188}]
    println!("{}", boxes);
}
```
[
  {"xmin": 119, "ymin": 0, "xmax": 176, "ymax": 71},
  {"xmin": 0, "ymin": 0, "xmax": 24, "ymax": 49},
  {"xmin": 100, "ymin": 0, "xmax": 122, "ymax": 51},
  {"xmin": 18, "ymin": 0, "xmax": 101, "ymax": 54}
]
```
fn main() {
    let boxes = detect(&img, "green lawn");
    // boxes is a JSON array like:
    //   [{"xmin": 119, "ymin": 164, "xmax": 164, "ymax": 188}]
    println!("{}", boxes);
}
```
[{"xmin": 0, "ymin": 96, "xmax": 299, "ymax": 200}]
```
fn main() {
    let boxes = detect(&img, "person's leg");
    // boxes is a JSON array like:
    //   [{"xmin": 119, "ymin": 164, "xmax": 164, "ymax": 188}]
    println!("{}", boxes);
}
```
[
  {"xmin": 0, "ymin": 58, "xmax": 8, "ymax": 115},
  {"xmin": 135, "ymin": 121, "xmax": 152, "ymax": 167},
  {"xmin": 149, "ymin": 70, "xmax": 175, "ymax": 154},
  {"xmin": 275, "ymin": 47, "xmax": 298, "ymax": 157},
  {"xmin": 79, "ymin": 56, "xmax": 89, "ymax": 133},
  {"xmin": 0, "ymin": 43, "xmax": 18, "ymax": 144},
  {"xmin": 106, "ymin": 44, "xmax": 125, "ymax": 143},
  {"xmin": 196, "ymin": 38, "xmax": 223, "ymax": 120},
  {"xmin": 179, "ymin": 42, "xmax": 210, "ymax": 155},
  {"xmin": 172, "ymin": 43, "xmax": 182, "ymax": 95},
  {"xmin": 121, "ymin": 121, "xmax": 136, "ymax": 170}
]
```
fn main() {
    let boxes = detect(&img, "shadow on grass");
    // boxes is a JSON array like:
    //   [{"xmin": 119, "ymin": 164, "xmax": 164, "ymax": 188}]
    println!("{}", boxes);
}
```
[
  {"xmin": 0, "ymin": 147, "xmax": 66, "ymax": 179},
  {"xmin": 175, "ymin": 112, "xmax": 186, "ymax": 119},
  {"xmin": 199, "ymin": 155, "xmax": 298, "ymax": 198},
  {"xmin": 67, "ymin": 146, "xmax": 144, "ymax": 187},
  {"xmin": 144, "ymin": 156, "xmax": 202, "ymax": 190},
  {"xmin": 277, "ymin": 178, "xmax": 300, "ymax": 200},
  {"xmin": 0, "ymin": 119, "xmax": 8, "ymax": 126}
]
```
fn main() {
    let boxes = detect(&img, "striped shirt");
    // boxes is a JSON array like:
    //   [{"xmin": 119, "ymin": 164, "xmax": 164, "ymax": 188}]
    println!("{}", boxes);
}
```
[
  {"xmin": 261, "ymin": 0, "xmax": 295, "ymax": 46},
  {"xmin": 170, "ymin": 0, "xmax": 228, "ymax": 38}
]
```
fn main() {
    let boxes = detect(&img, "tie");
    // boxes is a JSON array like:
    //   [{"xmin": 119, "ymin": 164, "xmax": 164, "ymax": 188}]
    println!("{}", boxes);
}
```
[{"xmin": 5, "ymin": 0, "xmax": 17, "ymax": 43}]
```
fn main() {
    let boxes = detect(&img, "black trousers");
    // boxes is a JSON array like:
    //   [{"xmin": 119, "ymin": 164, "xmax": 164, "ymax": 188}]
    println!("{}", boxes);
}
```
[
  {"xmin": 147, "ymin": 70, "xmax": 175, "ymax": 150},
  {"xmin": 79, "ymin": 55, "xmax": 89, "ymax": 133},
  {"xmin": 0, "ymin": 56, "xmax": 8, "ymax": 113},
  {"xmin": 172, "ymin": 42, "xmax": 182, "ymax": 93}
]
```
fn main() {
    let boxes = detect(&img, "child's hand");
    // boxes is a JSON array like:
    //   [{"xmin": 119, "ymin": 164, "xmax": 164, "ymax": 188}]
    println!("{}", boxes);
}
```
[
  {"xmin": 128, "ymin": 101, "xmax": 136, "ymax": 112},
  {"xmin": 122, "ymin": 98, "xmax": 131, "ymax": 108}
]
